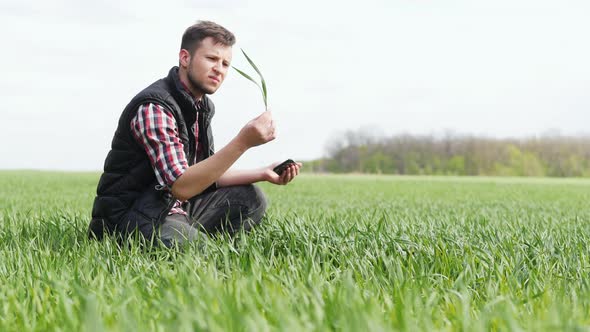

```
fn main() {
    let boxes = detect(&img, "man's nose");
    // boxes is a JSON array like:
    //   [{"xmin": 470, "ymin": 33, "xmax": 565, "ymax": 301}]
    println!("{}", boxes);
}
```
[{"xmin": 213, "ymin": 61, "xmax": 223, "ymax": 73}]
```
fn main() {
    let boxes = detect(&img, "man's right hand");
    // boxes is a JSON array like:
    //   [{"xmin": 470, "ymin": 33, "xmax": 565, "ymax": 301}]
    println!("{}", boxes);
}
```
[{"xmin": 236, "ymin": 110, "xmax": 277, "ymax": 149}]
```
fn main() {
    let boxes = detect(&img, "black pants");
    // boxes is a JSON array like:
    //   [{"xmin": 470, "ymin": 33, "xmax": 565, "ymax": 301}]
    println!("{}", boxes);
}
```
[{"xmin": 159, "ymin": 184, "xmax": 267, "ymax": 246}]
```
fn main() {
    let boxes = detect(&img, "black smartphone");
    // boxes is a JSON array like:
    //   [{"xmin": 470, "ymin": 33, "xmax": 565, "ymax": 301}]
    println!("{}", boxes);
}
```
[{"xmin": 273, "ymin": 159, "xmax": 296, "ymax": 175}]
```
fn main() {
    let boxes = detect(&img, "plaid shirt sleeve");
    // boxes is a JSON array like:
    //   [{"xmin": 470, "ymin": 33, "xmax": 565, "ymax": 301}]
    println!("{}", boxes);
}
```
[{"xmin": 130, "ymin": 103, "xmax": 189, "ymax": 189}]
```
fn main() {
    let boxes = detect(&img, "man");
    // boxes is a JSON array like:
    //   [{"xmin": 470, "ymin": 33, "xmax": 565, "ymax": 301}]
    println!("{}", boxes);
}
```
[{"xmin": 89, "ymin": 20, "xmax": 301, "ymax": 247}]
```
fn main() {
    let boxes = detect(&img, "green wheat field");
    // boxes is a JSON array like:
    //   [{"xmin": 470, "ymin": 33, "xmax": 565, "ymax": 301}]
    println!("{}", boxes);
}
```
[{"xmin": 1, "ymin": 171, "xmax": 589, "ymax": 331}]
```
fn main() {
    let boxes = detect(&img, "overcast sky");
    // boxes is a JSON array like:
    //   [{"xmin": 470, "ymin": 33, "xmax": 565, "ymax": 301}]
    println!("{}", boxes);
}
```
[{"xmin": 1, "ymin": 0, "xmax": 588, "ymax": 170}]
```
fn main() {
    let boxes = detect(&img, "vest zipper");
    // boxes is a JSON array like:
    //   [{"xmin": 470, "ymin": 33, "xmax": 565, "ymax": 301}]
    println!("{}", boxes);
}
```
[
  {"xmin": 157, "ymin": 193, "xmax": 176, "ymax": 224},
  {"xmin": 201, "ymin": 113, "xmax": 210, "ymax": 158}
]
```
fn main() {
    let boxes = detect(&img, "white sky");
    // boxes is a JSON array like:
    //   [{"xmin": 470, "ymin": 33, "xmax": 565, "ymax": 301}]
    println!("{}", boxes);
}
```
[{"xmin": 1, "ymin": 0, "xmax": 588, "ymax": 170}]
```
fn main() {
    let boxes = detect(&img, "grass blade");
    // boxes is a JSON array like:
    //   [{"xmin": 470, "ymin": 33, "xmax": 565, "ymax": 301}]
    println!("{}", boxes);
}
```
[
  {"xmin": 232, "ymin": 65, "xmax": 262, "ymax": 92},
  {"xmin": 240, "ymin": 49, "xmax": 267, "ymax": 107}
]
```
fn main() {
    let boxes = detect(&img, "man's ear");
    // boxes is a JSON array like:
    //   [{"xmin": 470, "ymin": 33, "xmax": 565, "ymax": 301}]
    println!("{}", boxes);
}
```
[{"xmin": 179, "ymin": 49, "xmax": 191, "ymax": 68}]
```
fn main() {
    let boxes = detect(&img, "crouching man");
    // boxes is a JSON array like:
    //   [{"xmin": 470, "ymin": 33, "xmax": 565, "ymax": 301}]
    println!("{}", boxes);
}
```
[{"xmin": 89, "ymin": 20, "xmax": 301, "ymax": 247}]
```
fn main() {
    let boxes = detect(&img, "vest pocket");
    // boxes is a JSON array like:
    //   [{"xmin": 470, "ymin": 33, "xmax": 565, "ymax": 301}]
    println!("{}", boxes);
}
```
[
  {"xmin": 124, "ymin": 209, "xmax": 158, "ymax": 241},
  {"xmin": 123, "ymin": 186, "xmax": 174, "ymax": 241}
]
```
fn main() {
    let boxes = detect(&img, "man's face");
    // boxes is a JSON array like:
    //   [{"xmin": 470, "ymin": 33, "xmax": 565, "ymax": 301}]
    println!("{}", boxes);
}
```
[{"xmin": 184, "ymin": 36, "xmax": 232, "ymax": 96}]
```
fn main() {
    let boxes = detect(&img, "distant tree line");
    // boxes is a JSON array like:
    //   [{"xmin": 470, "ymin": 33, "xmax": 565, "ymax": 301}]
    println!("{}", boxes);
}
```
[{"xmin": 305, "ymin": 129, "xmax": 590, "ymax": 177}]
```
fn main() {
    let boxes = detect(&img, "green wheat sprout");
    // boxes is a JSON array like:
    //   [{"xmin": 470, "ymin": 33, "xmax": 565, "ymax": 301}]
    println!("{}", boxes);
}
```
[{"xmin": 232, "ymin": 49, "xmax": 268, "ymax": 108}]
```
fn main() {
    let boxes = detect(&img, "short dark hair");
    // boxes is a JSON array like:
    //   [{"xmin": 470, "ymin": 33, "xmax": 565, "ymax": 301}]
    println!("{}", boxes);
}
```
[{"xmin": 181, "ymin": 20, "xmax": 236, "ymax": 55}]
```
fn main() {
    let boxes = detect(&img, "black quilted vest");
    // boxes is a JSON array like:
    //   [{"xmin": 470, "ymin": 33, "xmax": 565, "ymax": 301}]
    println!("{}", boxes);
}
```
[{"xmin": 89, "ymin": 66, "xmax": 215, "ymax": 241}]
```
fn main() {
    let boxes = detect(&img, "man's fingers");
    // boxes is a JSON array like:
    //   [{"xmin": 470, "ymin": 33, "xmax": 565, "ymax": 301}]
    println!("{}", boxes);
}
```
[
  {"xmin": 258, "ymin": 112, "xmax": 274, "ymax": 132},
  {"xmin": 259, "ymin": 110, "xmax": 272, "ymax": 121},
  {"xmin": 282, "ymin": 166, "xmax": 294, "ymax": 184},
  {"xmin": 282, "ymin": 168, "xmax": 290, "ymax": 182},
  {"xmin": 269, "ymin": 162, "xmax": 301, "ymax": 186},
  {"xmin": 252, "ymin": 111, "xmax": 272, "ymax": 127},
  {"xmin": 267, "ymin": 121, "xmax": 277, "ymax": 140}
]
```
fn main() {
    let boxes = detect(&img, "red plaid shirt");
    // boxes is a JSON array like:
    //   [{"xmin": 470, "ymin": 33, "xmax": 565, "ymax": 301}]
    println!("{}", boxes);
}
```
[{"xmin": 130, "ymin": 89, "xmax": 202, "ymax": 215}]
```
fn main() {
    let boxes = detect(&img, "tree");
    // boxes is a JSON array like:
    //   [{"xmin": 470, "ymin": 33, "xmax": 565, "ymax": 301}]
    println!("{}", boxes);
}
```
[{"xmin": 316, "ymin": 129, "xmax": 590, "ymax": 177}]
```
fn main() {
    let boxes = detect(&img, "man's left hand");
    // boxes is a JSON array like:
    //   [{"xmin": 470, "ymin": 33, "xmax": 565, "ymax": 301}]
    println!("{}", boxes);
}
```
[{"xmin": 263, "ymin": 161, "xmax": 302, "ymax": 185}]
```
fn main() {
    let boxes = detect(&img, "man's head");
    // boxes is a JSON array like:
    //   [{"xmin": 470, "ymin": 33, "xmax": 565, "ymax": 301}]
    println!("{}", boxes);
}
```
[{"xmin": 178, "ymin": 21, "xmax": 236, "ymax": 98}]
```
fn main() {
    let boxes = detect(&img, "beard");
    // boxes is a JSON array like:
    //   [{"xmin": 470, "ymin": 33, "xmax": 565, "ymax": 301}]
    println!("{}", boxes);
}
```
[{"xmin": 187, "ymin": 70, "xmax": 216, "ymax": 95}]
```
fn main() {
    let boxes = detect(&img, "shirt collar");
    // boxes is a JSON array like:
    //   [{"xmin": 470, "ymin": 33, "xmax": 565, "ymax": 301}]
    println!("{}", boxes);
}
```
[{"xmin": 179, "ymin": 78, "xmax": 203, "ymax": 110}]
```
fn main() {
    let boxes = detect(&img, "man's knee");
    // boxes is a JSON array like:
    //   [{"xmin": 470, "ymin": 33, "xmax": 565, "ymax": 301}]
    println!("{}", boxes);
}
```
[
  {"xmin": 234, "ymin": 184, "xmax": 267, "ymax": 223},
  {"xmin": 190, "ymin": 184, "xmax": 268, "ymax": 234},
  {"xmin": 226, "ymin": 184, "xmax": 267, "ymax": 230},
  {"xmin": 250, "ymin": 184, "xmax": 267, "ymax": 223}
]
